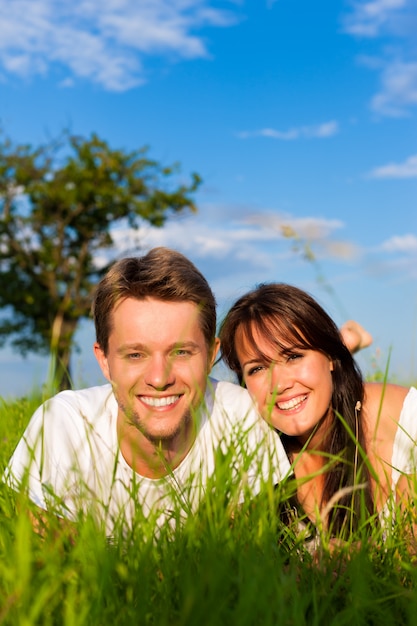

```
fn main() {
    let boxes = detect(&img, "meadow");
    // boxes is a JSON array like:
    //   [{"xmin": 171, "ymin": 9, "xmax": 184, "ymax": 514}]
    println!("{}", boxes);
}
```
[{"xmin": 1, "ymin": 373, "xmax": 417, "ymax": 626}]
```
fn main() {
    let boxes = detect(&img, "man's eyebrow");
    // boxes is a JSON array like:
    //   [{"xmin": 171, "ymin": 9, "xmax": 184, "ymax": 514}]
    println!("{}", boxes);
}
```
[
  {"xmin": 116, "ymin": 343, "xmax": 146, "ymax": 354},
  {"xmin": 169, "ymin": 341, "xmax": 201, "ymax": 351},
  {"xmin": 116, "ymin": 341, "xmax": 201, "ymax": 355}
]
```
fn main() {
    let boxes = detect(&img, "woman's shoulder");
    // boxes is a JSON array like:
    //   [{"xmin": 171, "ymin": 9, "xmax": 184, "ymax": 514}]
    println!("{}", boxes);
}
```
[
  {"xmin": 363, "ymin": 382, "xmax": 411, "ymax": 429},
  {"xmin": 364, "ymin": 381, "xmax": 410, "ymax": 402}
]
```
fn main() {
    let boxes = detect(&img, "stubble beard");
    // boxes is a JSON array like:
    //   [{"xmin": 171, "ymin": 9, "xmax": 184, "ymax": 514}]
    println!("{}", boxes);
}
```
[{"xmin": 119, "ymin": 400, "xmax": 194, "ymax": 447}]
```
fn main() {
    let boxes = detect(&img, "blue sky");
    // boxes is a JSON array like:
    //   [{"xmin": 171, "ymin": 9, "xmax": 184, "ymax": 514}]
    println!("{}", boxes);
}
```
[{"xmin": 0, "ymin": 0, "xmax": 416, "ymax": 397}]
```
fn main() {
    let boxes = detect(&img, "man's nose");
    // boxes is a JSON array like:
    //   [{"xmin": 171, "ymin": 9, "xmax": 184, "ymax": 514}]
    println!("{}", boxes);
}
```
[{"xmin": 144, "ymin": 355, "xmax": 175, "ymax": 390}]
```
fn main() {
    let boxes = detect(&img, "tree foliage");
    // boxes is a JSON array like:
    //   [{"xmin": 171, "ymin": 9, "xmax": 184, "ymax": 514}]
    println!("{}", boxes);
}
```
[{"xmin": 0, "ymin": 131, "xmax": 201, "ymax": 390}]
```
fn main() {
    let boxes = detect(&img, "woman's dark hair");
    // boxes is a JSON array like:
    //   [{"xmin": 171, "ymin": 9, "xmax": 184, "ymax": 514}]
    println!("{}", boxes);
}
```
[{"xmin": 219, "ymin": 282, "xmax": 374, "ymax": 535}]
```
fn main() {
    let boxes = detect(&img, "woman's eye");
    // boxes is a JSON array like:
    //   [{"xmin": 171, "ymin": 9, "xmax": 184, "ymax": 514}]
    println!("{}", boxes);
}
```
[
  {"xmin": 287, "ymin": 352, "xmax": 303, "ymax": 362},
  {"xmin": 247, "ymin": 365, "xmax": 265, "ymax": 376}
]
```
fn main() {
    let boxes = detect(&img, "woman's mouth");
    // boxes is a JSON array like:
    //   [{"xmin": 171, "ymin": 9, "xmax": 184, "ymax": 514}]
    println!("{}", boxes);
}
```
[{"xmin": 276, "ymin": 394, "xmax": 308, "ymax": 411}]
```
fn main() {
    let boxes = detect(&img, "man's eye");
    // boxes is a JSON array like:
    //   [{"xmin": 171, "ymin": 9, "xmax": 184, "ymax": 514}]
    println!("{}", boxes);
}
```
[
  {"xmin": 128, "ymin": 353, "xmax": 141, "ymax": 359},
  {"xmin": 173, "ymin": 349, "xmax": 191, "ymax": 357}
]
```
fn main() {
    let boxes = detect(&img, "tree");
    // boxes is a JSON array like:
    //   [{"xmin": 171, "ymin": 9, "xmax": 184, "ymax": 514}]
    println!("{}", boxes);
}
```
[{"xmin": 0, "ymin": 131, "xmax": 201, "ymax": 390}]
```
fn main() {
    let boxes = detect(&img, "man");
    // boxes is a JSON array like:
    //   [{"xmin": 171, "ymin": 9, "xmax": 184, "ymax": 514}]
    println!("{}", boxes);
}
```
[{"xmin": 4, "ymin": 247, "xmax": 291, "ymax": 536}]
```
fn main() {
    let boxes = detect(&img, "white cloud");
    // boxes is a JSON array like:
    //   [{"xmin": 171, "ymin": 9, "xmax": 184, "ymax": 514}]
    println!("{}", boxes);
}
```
[
  {"xmin": 343, "ymin": 0, "xmax": 407, "ymax": 37},
  {"xmin": 243, "ymin": 213, "xmax": 345, "ymax": 240},
  {"xmin": 133, "ymin": 219, "xmax": 276, "ymax": 257},
  {"xmin": 0, "ymin": 0, "xmax": 238, "ymax": 90},
  {"xmin": 368, "ymin": 153, "xmax": 417, "ymax": 178},
  {"xmin": 140, "ymin": 210, "xmax": 361, "ymax": 266},
  {"xmin": 371, "ymin": 60, "xmax": 417, "ymax": 116},
  {"xmin": 98, "ymin": 209, "xmax": 361, "ymax": 280},
  {"xmin": 99, "ymin": 209, "xmax": 417, "ymax": 294},
  {"xmin": 380, "ymin": 233, "xmax": 417, "ymax": 252},
  {"xmin": 237, "ymin": 120, "xmax": 339, "ymax": 141},
  {"xmin": 342, "ymin": 0, "xmax": 417, "ymax": 116}
]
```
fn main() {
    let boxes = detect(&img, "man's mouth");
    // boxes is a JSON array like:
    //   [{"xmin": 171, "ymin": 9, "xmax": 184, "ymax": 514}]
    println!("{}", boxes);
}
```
[
  {"xmin": 276, "ymin": 395, "xmax": 307, "ymax": 411},
  {"xmin": 140, "ymin": 395, "xmax": 180, "ymax": 408}
]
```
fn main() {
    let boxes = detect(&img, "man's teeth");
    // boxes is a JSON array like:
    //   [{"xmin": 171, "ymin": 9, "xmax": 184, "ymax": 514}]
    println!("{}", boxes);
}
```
[
  {"xmin": 141, "ymin": 395, "xmax": 179, "ymax": 407},
  {"xmin": 277, "ymin": 395, "xmax": 307, "ymax": 411}
]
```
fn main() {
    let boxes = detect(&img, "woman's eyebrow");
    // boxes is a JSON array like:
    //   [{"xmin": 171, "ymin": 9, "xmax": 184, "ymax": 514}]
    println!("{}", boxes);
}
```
[{"xmin": 241, "ymin": 353, "xmax": 274, "ymax": 368}]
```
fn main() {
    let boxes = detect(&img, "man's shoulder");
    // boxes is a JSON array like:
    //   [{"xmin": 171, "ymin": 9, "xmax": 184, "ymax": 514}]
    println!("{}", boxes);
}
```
[
  {"xmin": 51, "ymin": 383, "xmax": 114, "ymax": 403},
  {"xmin": 204, "ymin": 378, "xmax": 258, "ymax": 429},
  {"xmin": 40, "ymin": 383, "xmax": 116, "ymax": 423},
  {"xmin": 44, "ymin": 382, "xmax": 112, "ymax": 405},
  {"xmin": 207, "ymin": 378, "xmax": 252, "ymax": 405}
]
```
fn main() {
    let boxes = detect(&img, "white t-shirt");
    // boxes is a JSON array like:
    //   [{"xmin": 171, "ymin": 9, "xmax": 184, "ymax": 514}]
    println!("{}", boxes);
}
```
[
  {"xmin": 380, "ymin": 386, "xmax": 417, "ymax": 526},
  {"xmin": 4, "ymin": 378, "xmax": 291, "ymax": 535},
  {"xmin": 390, "ymin": 387, "xmax": 417, "ymax": 483}
]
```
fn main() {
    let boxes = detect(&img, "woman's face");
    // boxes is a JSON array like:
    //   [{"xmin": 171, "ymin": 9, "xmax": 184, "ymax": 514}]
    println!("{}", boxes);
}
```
[{"xmin": 235, "ymin": 323, "xmax": 334, "ymax": 445}]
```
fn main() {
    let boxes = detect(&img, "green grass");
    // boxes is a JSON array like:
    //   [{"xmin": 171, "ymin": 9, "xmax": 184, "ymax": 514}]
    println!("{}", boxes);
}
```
[{"xmin": 1, "ymin": 387, "xmax": 417, "ymax": 626}]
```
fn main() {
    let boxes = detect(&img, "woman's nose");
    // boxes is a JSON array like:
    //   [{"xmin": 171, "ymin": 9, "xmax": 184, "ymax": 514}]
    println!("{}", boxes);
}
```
[{"xmin": 269, "ymin": 362, "xmax": 293, "ymax": 395}]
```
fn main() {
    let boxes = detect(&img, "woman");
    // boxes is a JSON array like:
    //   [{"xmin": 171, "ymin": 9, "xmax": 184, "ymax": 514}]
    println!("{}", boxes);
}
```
[{"xmin": 219, "ymin": 283, "xmax": 416, "ymax": 539}]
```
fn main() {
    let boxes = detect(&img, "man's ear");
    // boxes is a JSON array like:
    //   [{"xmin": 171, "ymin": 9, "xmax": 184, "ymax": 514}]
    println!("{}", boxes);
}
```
[
  {"xmin": 94, "ymin": 343, "xmax": 111, "ymax": 381},
  {"xmin": 209, "ymin": 337, "xmax": 221, "ymax": 369}
]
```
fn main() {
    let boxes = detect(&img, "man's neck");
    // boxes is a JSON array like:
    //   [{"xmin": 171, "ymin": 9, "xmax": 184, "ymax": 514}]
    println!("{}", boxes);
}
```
[{"xmin": 117, "ymin": 418, "xmax": 196, "ymax": 479}]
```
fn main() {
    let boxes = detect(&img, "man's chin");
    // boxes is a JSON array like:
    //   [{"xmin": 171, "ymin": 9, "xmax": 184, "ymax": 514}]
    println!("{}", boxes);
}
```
[
  {"xmin": 145, "ymin": 429, "xmax": 181, "ymax": 445},
  {"xmin": 121, "ymin": 403, "xmax": 193, "ymax": 443},
  {"xmin": 145, "ymin": 414, "xmax": 194, "ymax": 447}
]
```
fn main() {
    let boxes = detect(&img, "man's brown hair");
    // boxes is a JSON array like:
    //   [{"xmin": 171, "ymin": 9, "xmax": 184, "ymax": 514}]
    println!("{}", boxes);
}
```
[{"xmin": 92, "ymin": 247, "xmax": 217, "ymax": 354}]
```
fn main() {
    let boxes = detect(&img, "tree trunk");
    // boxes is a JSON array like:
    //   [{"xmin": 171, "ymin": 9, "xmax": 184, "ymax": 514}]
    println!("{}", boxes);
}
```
[
  {"xmin": 50, "ymin": 311, "xmax": 77, "ymax": 391},
  {"xmin": 55, "ymin": 345, "xmax": 73, "ymax": 391}
]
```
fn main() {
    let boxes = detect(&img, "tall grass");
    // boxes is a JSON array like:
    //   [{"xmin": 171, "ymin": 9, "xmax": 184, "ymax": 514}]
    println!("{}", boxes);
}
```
[{"xmin": 1, "ymin": 388, "xmax": 417, "ymax": 625}]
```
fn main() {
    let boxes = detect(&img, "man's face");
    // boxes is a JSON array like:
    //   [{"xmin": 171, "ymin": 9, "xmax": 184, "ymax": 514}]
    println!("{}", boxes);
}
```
[{"xmin": 95, "ymin": 297, "xmax": 219, "ymax": 446}]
